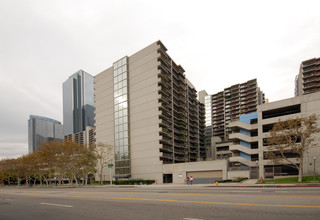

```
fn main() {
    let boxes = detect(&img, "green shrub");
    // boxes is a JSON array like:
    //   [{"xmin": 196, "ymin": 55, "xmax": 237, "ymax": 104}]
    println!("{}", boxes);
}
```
[{"xmin": 114, "ymin": 179, "xmax": 155, "ymax": 185}]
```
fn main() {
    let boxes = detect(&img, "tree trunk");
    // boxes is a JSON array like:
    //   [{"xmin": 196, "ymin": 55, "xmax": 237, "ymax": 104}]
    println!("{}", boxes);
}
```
[
  {"xmin": 298, "ymin": 157, "xmax": 303, "ymax": 182},
  {"xmin": 85, "ymin": 172, "xmax": 88, "ymax": 186},
  {"xmin": 100, "ymin": 170, "xmax": 103, "ymax": 185},
  {"xmin": 18, "ymin": 178, "xmax": 21, "ymax": 187},
  {"xmin": 74, "ymin": 174, "xmax": 78, "ymax": 186}
]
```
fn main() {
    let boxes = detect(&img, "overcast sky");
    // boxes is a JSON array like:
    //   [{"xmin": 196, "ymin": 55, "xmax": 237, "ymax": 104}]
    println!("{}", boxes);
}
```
[{"xmin": 1, "ymin": 0, "xmax": 320, "ymax": 159}]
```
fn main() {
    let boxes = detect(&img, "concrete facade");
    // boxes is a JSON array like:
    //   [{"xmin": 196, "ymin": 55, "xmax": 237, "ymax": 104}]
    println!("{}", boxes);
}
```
[
  {"xmin": 257, "ymin": 91, "xmax": 320, "ymax": 178},
  {"xmin": 94, "ymin": 41, "xmax": 206, "ymax": 183},
  {"xmin": 162, "ymin": 160, "xmax": 228, "ymax": 184},
  {"xmin": 295, "ymin": 57, "xmax": 320, "ymax": 96}
]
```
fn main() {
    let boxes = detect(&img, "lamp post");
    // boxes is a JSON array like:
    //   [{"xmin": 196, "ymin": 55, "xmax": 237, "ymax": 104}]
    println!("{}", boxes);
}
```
[
  {"xmin": 255, "ymin": 160, "xmax": 259, "ymax": 179},
  {"xmin": 313, "ymin": 157, "xmax": 316, "ymax": 182}
]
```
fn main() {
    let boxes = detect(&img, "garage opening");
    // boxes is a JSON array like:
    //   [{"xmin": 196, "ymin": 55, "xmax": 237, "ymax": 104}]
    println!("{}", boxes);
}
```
[
  {"xmin": 186, "ymin": 170, "xmax": 222, "ymax": 184},
  {"xmin": 163, "ymin": 174, "xmax": 173, "ymax": 183}
]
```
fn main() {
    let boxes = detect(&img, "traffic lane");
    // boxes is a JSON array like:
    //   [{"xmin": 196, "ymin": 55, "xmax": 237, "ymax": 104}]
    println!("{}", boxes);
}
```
[
  {"xmin": 3, "ymin": 188, "xmax": 320, "ymax": 208},
  {"xmin": 1, "ymin": 192, "xmax": 320, "ymax": 220}
]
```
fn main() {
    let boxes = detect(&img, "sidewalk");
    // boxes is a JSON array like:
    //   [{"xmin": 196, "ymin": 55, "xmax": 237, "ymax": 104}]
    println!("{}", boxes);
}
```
[{"xmin": 206, "ymin": 179, "xmax": 320, "ymax": 188}]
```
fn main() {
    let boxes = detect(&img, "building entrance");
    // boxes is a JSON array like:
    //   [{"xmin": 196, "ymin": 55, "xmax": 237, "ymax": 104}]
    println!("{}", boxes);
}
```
[{"xmin": 163, "ymin": 174, "xmax": 173, "ymax": 183}]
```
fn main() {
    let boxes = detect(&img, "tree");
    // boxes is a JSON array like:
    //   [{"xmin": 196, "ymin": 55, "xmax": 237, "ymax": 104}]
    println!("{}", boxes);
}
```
[
  {"xmin": 0, "ymin": 158, "xmax": 17, "ymax": 186},
  {"xmin": 78, "ymin": 145, "xmax": 97, "ymax": 186},
  {"xmin": 94, "ymin": 142, "xmax": 114, "ymax": 184},
  {"xmin": 266, "ymin": 114, "xmax": 320, "ymax": 182}
]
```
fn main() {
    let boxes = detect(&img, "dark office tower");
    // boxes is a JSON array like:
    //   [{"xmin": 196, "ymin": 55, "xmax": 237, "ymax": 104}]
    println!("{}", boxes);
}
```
[
  {"xmin": 295, "ymin": 57, "xmax": 320, "ymax": 96},
  {"xmin": 28, "ymin": 115, "xmax": 63, "ymax": 153},
  {"xmin": 63, "ymin": 70, "xmax": 95, "ymax": 136}
]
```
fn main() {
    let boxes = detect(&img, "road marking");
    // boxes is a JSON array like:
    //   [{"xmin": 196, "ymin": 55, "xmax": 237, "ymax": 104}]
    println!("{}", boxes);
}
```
[
  {"xmin": 5, "ymin": 190, "xmax": 320, "ymax": 198},
  {"xmin": 183, "ymin": 218, "xmax": 204, "ymax": 220},
  {"xmin": 12, "ymin": 193, "xmax": 320, "ymax": 208},
  {"xmin": 275, "ymin": 191, "xmax": 288, "ymax": 193},
  {"xmin": 34, "ymin": 190, "xmax": 320, "ymax": 198},
  {"xmin": 231, "ymin": 191, "xmax": 262, "ymax": 193},
  {"xmin": 40, "ymin": 202, "xmax": 73, "ymax": 208}
]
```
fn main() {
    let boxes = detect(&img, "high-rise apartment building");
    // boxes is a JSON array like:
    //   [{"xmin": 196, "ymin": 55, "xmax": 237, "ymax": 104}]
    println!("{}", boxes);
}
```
[
  {"xmin": 95, "ymin": 41, "xmax": 205, "ymax": 181},
  {"xmin": 64, "ymin": 126, "xmax": 95, "ymax": 147},
  {"xmin": 28, "ymin": 115, "xmax": 63, "ymax": 153},
  {"xmin": 202, "ymin": 79, "xmax": 265, "ymax": 155},
  {"xmin": 62, "ymin": 70, "xmax": 95, "ymax": 136},
  {"xmin": 295, "ymin": 57, "xmax": 320, "ymax": 96}
]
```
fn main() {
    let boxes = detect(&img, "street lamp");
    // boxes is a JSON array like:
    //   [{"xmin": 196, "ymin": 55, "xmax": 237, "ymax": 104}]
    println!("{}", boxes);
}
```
[
  {"xmin": 255, "ymin": 160, "xmax": 259, "ymax": 179},
  {"xmin": 313, "ymin": 157, "xmax": 316, "ymax": 182}
]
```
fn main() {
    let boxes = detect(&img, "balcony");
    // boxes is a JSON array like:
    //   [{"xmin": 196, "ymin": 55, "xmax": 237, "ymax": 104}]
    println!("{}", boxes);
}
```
[
  {"xmin": 160, "ymin": 136, "xmax": 173, "ymax": 145},
  {"xmin": 158, "ymin": 63, "xmax": 171, "ymax": 75},
  {"xmin": 161, "ymin": 152, "xmax": 173, "ymax": 160},
  {"xmin": 229, "ymin": 156, "xmax": 257, "ymax": 167},
  {"xmin": 229, "ymin": 144, "xmax": 259, "ymax": 155},
  {"xmin": 229, "ymin": 133, "xmax": 258, "ymax": 143},
  {"xmin": 228, "ymin": 121, "xmax": 258, "ymax": 130},
  {"xmin": 160, "ymin": 144, "xmax": 173, "ymax": 153},
  {"xmin": 174, "ymin": 156, "xmax": 186, "ymax": 162},
  {"xmin": 174, "ymin": 148, "xmax": 186, "ymax": 155},
  {"xmin": 174, "ymin": 143, "xmax": 186, "ymax": 149}
]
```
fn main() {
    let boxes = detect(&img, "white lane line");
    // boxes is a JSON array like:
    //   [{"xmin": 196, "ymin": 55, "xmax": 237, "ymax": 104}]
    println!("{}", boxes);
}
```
[
  {"xmin": 231, "ymin": 191, "xmax": 262, "ymax": 193},
  {"xmin": 183, "ymin": 218, "xmax": 204, "ymax": 220},
  {"xmin": 275, "ymin": 191, "xmax": 289, "ymax": 193},
  {"xmin": 40, "ymin": 203, "xmax": 73, "ymax": 208}
]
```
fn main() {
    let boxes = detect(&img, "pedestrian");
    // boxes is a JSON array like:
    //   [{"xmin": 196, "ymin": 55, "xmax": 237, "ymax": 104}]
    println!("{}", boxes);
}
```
[
  {"xmin": 190, "ymin": 176, "xmax": 194, "ymax": 185},
  {"xmin": 186, "ymin": 176, "xmax": 190, "ymax": 185}
]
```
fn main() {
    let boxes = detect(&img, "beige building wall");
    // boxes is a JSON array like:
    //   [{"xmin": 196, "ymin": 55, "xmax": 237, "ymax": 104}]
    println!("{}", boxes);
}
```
[
  {"xmin": 95, "ymin": 41, "xmax": 207, "ymax": 183},
  {"xmin": 128, "ymin": 42, "xmax": 163, "ymax": 181},
  {"xmin": 94, "ymin": 42, "xmax": 164, "ymax": 182},
  {"xmin": 94, "ymin": 66, "xmax": 115, "ymax": 181},
  {"xmin": 162, "ymin": 160, "xmax": 228, "ymax": 184},
  {"xmin": 257, "ymin": 92, "xmax": 320, "ymax": 178}
]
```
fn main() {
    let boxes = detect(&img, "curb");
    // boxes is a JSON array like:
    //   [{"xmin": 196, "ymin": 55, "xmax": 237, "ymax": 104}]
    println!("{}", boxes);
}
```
[{"xmin": 206, "ymin": 184, "xmax": 320, "ymax": 188}]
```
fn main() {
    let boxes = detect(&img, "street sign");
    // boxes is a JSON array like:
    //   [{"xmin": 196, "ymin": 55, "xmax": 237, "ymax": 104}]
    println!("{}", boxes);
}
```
[{"xmin": 108, "ymin": 164, "xmax": 113, "ymax": 168}]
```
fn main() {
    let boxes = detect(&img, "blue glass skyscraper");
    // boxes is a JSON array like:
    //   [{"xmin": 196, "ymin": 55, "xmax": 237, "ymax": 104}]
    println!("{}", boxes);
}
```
[
  {"xmin": 63, "ymin": 70, "xmax": 95, "ymax": 135},
  {"xmin": 28, "ymin": 115, "xmax": 63, "ymax": 153}
]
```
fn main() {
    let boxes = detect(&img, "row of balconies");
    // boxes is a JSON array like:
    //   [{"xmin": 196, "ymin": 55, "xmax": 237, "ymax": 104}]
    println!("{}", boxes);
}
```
[
  {"xmin": 302, "ymin": 65, "xmax": 318, "ymax": 73},
  {"xmin": 303, "ymin": 72, "xmax": 319, "ymax": 81},
  {"xmin": 303, "ymin": 77, "xmax": 320, "ymax": 84}
]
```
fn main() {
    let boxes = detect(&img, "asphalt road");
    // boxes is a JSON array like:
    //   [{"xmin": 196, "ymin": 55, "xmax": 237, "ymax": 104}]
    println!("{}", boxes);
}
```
[{"xmin": 1, "ymin": 185, "xmax": 320, "ymax": 220}]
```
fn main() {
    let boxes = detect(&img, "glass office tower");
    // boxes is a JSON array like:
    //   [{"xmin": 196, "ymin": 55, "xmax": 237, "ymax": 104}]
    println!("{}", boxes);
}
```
[
  {"xmin": 63, "ymin": 70, "xmax": 95, "ymax": 135},
  {"xmin": 28, "ymin": 115, "xmax": 63, "ymax": 153}
]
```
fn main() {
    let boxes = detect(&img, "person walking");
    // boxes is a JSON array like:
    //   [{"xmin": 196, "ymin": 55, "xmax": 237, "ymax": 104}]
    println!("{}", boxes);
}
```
[
  {"xmin": 190, "ymin": 176, "xmax": 194, "ymax": 185},
  {"xmin": 186, "ymin": 176, "xmax": 190, "ymax": 185}
]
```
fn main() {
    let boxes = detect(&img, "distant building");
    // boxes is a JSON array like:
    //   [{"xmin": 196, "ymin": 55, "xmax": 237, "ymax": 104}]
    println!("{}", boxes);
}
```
[
  {"xmin": 201, "ymin": 79, "xmax": 265, "ymax": 158},
  {"xmin": 28, "ymin": 115, "xmax": 63, "ymax": 153},
  {"xmin": 295, "ymin": 57, "xmax": 320, "ymax": 96},
  {"xmin": 64, "ymin": 126, "xmax": 95, "ymax": 147},
  {"xmin": 62, "ymin": 70, "xmax": 95, "ymax": 136}
]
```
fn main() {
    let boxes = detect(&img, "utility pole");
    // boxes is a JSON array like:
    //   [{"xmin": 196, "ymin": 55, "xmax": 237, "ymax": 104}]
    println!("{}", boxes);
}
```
[{"xmin": 314, "ymin": 157, "xmax": 316, "ymax": 182}]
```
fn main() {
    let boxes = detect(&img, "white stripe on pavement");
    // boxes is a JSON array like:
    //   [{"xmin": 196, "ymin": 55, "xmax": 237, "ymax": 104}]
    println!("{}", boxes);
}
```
[
  {"xmin": 183, "ymin": 218, "xmax": 204, "ymax": 220},
  {"xmin": 40, "ymin": 203, "xmax": 73, "ymax": 208}
]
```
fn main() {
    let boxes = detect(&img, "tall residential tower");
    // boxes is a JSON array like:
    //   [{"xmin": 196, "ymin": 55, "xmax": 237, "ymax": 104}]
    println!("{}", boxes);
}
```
[
  {"xmin": 295, "ymin": 57, "xmax": 320, "ymax": 96},
  {"xmin": 202, "ymin": 79, "xmax": 265, "ymax": 158},
  {"xmin": 95, "ymin": 41, "xmax": 205, "ymax": 182}
]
